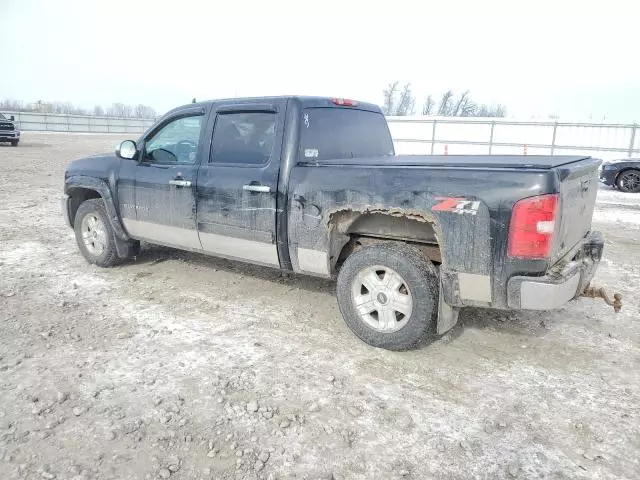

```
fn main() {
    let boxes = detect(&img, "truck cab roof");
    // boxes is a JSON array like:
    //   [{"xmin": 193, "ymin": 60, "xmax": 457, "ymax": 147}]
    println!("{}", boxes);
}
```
[{"xmin": 167, "ymin": 96, "xmax": 383, "ymax": 116}]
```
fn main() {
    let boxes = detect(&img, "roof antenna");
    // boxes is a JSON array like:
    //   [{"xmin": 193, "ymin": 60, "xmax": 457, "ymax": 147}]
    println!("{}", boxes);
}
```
[{"xmin": 192, "ymin": 98, "xmax": 196, "ymax": 104}]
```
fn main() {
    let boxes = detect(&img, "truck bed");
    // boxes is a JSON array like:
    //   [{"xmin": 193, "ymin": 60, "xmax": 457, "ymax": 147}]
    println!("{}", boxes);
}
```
[{"xmin": 301, "ymin": 155, "xmax": 594, "ymax": 170}]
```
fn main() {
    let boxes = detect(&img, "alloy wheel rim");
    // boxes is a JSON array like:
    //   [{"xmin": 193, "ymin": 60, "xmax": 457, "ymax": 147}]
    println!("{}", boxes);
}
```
[{"xmin": 351, "ymin": 265, "xmax": 413, "ymax": 333}]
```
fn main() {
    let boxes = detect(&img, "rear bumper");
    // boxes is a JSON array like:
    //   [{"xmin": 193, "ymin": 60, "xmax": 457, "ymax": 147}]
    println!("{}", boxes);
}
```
[{"xmin": 507, "ymin": 231, "xmax": 604, "ymax": 310}]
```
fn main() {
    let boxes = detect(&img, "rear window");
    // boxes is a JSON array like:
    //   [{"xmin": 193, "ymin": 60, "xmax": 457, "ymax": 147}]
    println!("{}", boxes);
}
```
[{"xmin": 299, "ymin": 108, "xmax": 394, "ymax": 161}]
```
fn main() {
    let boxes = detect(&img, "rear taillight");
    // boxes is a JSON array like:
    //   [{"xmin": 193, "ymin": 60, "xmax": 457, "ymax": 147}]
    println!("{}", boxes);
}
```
[
  {"xmin": 508, "ymin": 194, "xmax": 558, "ymax": 259},
  {"xmin": 331, "ymin": 98, "xmax": 357, "ymax": 106}
]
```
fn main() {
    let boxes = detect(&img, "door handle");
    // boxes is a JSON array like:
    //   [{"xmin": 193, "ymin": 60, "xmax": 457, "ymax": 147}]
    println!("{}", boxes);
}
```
[
  {"xmin": 169, "ymin": 179, "xmax": 192, "ymax": 187},
  {"xmin": 243, "ymin": 184, "xmax": 271, "ymax": 193}
]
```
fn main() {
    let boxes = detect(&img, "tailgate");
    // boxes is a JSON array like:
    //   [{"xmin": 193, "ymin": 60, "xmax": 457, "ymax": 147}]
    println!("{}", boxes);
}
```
[{"xmin": 552, "ymin": 157, "xmax": 601, "ymax": 262}]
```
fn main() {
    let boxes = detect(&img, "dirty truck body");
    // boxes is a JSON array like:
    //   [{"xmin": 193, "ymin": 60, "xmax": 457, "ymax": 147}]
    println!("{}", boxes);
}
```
[{"xmin": 63, "ymin": 96, "xmax": 606, "ymax": 350}]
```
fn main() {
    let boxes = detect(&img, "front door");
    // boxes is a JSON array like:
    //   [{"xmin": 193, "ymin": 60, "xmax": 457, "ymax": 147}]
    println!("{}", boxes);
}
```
[
  {"xmin": 124, "ymin": 109, "xmax": 207, "ymax": 250},
  {"xmin": 196, "ymin": 101, "xmax": 285, "ymax": 266}
]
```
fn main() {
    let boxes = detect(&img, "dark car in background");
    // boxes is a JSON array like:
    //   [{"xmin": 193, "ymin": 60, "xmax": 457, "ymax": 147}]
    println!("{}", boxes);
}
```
[
  {"xmin": 600, "ymin": 158, "xmax": 640, "ymax": 193},
  {"xmin": 0, "ymin": 112, "xmax": 20, "ymax": 146}
]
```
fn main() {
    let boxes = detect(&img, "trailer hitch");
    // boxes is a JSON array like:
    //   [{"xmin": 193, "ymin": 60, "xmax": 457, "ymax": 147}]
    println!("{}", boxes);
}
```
[{"xmin": 581, "ymin": 286, "xmax": 623, "ymax": 313}]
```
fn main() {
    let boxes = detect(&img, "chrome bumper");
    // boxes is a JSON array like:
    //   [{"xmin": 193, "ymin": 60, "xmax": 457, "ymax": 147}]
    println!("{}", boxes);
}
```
[{"xmin": 507, "ymin": 231, "xmax": 604, "ymax": 310}]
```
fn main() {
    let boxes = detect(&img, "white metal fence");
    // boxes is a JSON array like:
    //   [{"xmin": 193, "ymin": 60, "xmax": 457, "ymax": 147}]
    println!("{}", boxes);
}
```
[
  {"xmin": 7, "ymin": 111, "xmax": 639, "ymax": 161},
  {"xmin": 6, "ymin": 111, "xmax": 155, "ymax": 134},
  {"xmin": 387, "ymin": 117, "xmax": 639, "ymax": 161}
]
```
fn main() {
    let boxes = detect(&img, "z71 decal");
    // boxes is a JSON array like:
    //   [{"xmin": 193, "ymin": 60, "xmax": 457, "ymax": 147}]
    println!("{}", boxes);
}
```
[{"xmin": 432, "ymin": 197, "xmax": 480, "ymax": 215}]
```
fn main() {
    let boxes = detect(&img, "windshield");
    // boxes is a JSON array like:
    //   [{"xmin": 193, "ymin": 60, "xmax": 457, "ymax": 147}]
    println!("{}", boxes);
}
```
[
  {"xmin": 0, "ymin": 113, "xmax": 8, "ymax": 120},
  {"xmin": 299, "ymin": 107, "xmax": 394, "ymax": 161}
]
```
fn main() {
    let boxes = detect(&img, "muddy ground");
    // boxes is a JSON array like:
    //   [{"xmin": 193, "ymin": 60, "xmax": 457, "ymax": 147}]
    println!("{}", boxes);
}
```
[{"xmin": 1, "ymin": 133, "xmax": 638, "ymax": 480}]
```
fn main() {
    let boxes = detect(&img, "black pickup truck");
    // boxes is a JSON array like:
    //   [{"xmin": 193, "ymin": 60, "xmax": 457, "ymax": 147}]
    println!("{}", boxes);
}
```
[
  {"xmin": 63, "ymin": 96, "xmax": 612, "ymax": 350},
  {"xmin": 0, "ymin": 113, "xmax": 20, "ymax": 146}
]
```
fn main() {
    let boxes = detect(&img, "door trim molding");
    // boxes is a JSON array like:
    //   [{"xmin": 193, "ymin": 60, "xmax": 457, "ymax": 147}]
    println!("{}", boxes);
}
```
[
  {"xmin": 122, "ymin": 218, "xmax": 202, "ymax": 250},
  {"xmin": 199, "ymin": 232, "xmax": 279, "ymax": 266}
]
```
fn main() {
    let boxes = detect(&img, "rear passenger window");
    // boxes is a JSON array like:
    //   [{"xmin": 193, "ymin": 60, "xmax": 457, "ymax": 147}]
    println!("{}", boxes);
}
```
[
  {"xmin": 299, "ymin": 108, "xmax": 394, "ymax": 161},
  {"xmin": 210, "ymin": 112, "xmax": 276, "ymax": 165}
]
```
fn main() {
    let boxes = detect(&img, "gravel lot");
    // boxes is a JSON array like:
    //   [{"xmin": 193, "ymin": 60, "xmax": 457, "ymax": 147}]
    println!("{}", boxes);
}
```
[{"xmin": 1, "ymin": 133, "xmax": 639, "ymax": 480}]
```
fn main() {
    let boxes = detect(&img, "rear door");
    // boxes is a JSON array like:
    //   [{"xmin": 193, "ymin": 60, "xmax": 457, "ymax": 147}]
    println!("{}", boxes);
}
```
[
  {"xmin": 195, "ymin": 100, "xmax": 286, "ymax": 266},
  {"xmin": 125, "ymin": 108, "xmax": 207, "ymax": 250}
]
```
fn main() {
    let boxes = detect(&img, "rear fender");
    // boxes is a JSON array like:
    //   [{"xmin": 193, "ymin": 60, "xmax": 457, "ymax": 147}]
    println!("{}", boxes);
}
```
[{"xmin": 322, "ymin": 200, "xmax": 490, "ymax": 334}]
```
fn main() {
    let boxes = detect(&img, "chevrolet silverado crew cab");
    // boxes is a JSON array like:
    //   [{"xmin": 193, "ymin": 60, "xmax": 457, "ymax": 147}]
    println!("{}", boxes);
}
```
[
  {"xmin": 0, "ymin": 113, "xmax": 20, "ymax": 146},
  {"xmin": 63, "ymin": 96, "xmax": 613, "ymax": 350}
]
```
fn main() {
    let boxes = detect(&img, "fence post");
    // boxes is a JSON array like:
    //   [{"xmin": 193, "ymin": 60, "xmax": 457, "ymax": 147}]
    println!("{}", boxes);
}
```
[
  {"xmin": 488, "ymin": 121, "xmax": 495, "ymax": 154},
  {"xmin": 550, "ymin": 122, "xmax": 558, "ymax": 155},
  {"xmin": 66, "ymin": 115, "xmax": 71, "ymax": 132},
  {"xmin": 430, "ymin": 120, "xmax": 437, "ymax": 155},
  {"xmin": 629, "ymin": 124, "xmax": 637, "ymax": 156}
]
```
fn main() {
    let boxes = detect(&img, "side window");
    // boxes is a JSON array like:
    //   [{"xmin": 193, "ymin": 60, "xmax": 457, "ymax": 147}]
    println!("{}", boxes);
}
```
[
  {"xmin": 210, "ymin": 112, "xmax": 276, "ymax": 165},
  {"xmin": 145, "ymin": 115, "xmax": 203, "ymax": 164}
]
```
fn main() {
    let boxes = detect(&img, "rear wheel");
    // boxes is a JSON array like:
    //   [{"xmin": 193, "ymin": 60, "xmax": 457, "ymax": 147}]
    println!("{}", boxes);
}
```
[
  {"xmin": 616, "ymin": 169, "xmax": 640, "ymax": 193},
  {"xmin": 336, "ymin": 242, "xmax": 439, "ymax": 351}
]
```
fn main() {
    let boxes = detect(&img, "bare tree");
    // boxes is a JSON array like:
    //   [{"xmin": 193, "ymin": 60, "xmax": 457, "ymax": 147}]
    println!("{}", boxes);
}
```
[
  {"xmin": 38, "ymin": 101, "xmax": 53, "ymax": 114},
  {"xmin": 437, "ymin": 90, "xmax": 454, "ymax": 116},
  {"xmin": 492, "ymin": 104, "xmax": 507, "ymax": 117},
  {"xmin": 422, "ymin": 95, "xmax": 435, "ymax": 115},
  {"xmin": 476, "ymin": 103, "xmax": 507, "ymax": 117},
  {"xmin": 1, "ymin": 98, "xmax": 159, "ymax": 118},
  {"xmin": 382, "ymin": 81, "xmax": 399, "ymax": 115},
  {"xmin": 395, "ymin": 83, "xmax": 416, "ymax": 116},
  {"xmin": 460, "ymin": 99, "xmax": 478, "ymax": 117},
  {"xmin": 0, "ymin": 98, "xmax": 22, "ymax": 111},
  {"xmin": 134, "ymin": 104, "xmax": 156, "ymax": 118},
  {"xmin": 383, "ymin": 84, "xmax": 507, "ymax": 118},
  {"xmin": 451, "ymin": 91, "xmax": 470, "ymax": 117},
  {"xmin": 108, "ymin": 103, "xmax": 133, "ymax": 118}
]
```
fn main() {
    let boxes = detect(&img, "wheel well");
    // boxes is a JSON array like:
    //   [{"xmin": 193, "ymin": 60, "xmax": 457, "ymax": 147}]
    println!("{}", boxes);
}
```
[
  {"xmin": 67, "ymin": 188, "xmax": 102, "ymax": 225},
  {"xmin": 329, "ymin": 210, "xmax": 442, "ymax": 273},
  {"xmin": 617, "ymin": 167, "xmax": 640, "ymax": 178}
]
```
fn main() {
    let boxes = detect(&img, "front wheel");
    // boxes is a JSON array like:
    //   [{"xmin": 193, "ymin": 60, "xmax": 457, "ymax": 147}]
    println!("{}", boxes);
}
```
[
  {"xmin": 11, "ymin": 140, "xmax": 18, "ymax": 147},
  {"xmin": 336, "ymin": 242, "xmax": 439, "ymax": 351},
  {"xmin": 616, "ymin": 169, "xmax": 640, "ymax": 193},
  {"xmin": 73, "ymin": 199, "xmax": 120, "ymax": 267}
]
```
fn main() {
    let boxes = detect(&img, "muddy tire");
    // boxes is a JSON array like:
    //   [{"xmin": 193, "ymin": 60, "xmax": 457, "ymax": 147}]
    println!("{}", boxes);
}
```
[
  {"xmin": 616, "ymin": 169, "xmax": 640, "ymax": 193},
  {"xmin": 73, "ymin": 198, "xmax": 120, "ymax": 267},
  {"xmin": 336, "ymin": 242, "xmax": 439, "ymax": 351}
]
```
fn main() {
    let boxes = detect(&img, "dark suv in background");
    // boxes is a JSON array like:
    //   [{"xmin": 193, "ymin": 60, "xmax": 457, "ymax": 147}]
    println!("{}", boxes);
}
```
[{"xmin": 0, "ymin": 113, "xmax": 20, "ymax": 146}]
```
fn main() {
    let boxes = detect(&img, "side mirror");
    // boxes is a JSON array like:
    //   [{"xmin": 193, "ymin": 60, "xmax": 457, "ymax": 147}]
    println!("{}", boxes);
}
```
[
  {"xmin": 10, "ymin": 115, "xmax": 15, "ymax": 121},
  {"xmin": 116, "ymin": 140, "xmax": 137, "ymax": 160}
]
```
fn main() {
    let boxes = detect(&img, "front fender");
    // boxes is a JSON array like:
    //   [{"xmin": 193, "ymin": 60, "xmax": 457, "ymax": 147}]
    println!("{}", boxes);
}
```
[{"xmin": 65, "ymin": 175, "xmax": 129, "ymax": 241}]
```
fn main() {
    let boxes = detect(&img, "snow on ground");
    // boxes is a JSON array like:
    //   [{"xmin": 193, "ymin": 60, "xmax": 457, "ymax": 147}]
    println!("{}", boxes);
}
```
[
  {"xmin": 0, "ymin": 134, "xmax": 638, "ymax": 480},
  {"xmin": 597, "ymin": 185, "xmax": 639, "ymax": 209}
]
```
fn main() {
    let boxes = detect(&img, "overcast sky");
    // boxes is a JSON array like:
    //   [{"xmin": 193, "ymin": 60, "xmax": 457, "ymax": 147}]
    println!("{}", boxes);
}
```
[{"xmin": 1, "ymin": 0, "xmax": 639, "ymax": 121}]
